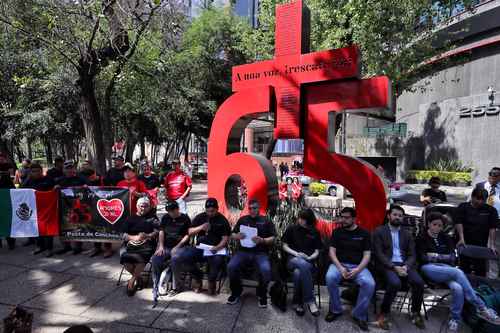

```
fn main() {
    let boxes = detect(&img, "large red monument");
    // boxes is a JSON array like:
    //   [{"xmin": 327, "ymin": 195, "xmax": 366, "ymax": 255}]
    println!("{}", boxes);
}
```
[{"xmin": 207, "ymin": 0, "xmax": 391, "ymax": 231}]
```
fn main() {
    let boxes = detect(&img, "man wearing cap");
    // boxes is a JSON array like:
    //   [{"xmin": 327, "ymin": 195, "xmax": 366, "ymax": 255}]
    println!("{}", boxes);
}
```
[
  {"xmin": 227, "ymin": 199, "xmax": 276, "ymax": 308},
  {"xmin": 163, "ymin": 159, "xmax": 192, "ymax": 214},
  {"xmin": 104, "ymin": 156, "xmax": 125, "ymax": 186},
  {"xmin": 173, "ymin": 198, "xmax": 230, "ymax": 295},
  {"xmin": 117, "ymin": 163, "xmax": 147, "ymax": 216},
  {"xmin": 151, "ymin": 200, "xmax": 191, "ymax": 305},
  {"xmin": 46, "ymin": 156, "xmax": 64, "ymax": 181},
  {"xmin": 54, "ymin": 160, "xmax": 89, "ymax": 255}
]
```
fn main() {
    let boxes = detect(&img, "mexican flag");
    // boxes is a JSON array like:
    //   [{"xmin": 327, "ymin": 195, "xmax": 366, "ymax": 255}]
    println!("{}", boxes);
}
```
[{"xmin": 0, "ymin": 189, "xmax": 59, "ymax": 238}]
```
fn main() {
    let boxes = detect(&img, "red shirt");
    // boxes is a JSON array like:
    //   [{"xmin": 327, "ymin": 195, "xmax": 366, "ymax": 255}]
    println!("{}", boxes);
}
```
[
  {"xmin": 117, "ymin": 178, "xmax": 147, "ymax": 215},
  {"xmin": 291, "ymin": 183, "xmax": 302, "ymax": 201},
  {"xmin": 164, "ymin": 170, "xmax": 192, "ymax": 200}
]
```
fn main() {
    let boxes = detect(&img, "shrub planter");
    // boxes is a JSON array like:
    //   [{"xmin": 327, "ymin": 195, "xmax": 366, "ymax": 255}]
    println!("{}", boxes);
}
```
[{"xmin": 406, "ymin": 170, "xmax": 472, "ymax": 186}]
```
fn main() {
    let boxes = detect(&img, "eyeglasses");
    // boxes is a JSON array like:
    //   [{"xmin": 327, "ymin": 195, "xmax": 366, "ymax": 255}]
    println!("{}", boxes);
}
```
[{"xmin": 489, "ymin": 172, "xmax": 500, "ymax": 177}]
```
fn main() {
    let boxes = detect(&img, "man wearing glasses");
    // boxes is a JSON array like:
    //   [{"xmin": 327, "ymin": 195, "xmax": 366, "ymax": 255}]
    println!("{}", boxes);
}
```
[{"xmin": 227, "ymin": 199, "xmax": 276, "ymax": 308}]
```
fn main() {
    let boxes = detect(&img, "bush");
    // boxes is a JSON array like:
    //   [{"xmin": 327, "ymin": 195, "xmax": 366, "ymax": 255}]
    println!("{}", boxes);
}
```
[
  {"xmin": 427, "ymin": 159, "xmax": 473, "ymax": 173},
  {"xmin": 309, "ymin": 182, "xmax": 327, "ymax": 195},
  {"xmin": 406, "ymin": 170, "xmax": 472, "ymax": 185}
]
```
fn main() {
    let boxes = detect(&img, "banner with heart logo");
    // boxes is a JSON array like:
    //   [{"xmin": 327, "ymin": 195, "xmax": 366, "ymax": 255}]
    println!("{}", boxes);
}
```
[{"xmin": 60, "ymin": 187, "xmax": 130, "ymax": 242}]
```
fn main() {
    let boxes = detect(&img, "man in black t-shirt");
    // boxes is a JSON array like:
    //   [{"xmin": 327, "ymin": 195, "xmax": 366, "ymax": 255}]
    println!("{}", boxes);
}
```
[
  {"xmin": 46, "ymin": 156, "xmax": 64, "ymax": 181},
  {"xmin": 420, "ymin": 177, "xmax": 447, "ymax": 206},
  {"xmin": 104, "ymin": 156, "xmax": 125, "ymax": 186},
  {"xmin": 138, "ymin": 165, "xmax": 161, "ymax": 190},
  {"xmin": 173, "ymin": 198, "xmax": 230, "ymax": 295},
  {"xmin": 325, "ymin": 207, "xmax": 374, "ymax": 331},
  {"xmin": 455, "ymin": 188, "xmax": 498, "ymax": 277},
  {"xmin": 226, "ymin": 199, "xmax": 276, "ymax": 307},
  {"xmin": 151, "ymin": 200, "xmax": 191, "ymax": 304}
]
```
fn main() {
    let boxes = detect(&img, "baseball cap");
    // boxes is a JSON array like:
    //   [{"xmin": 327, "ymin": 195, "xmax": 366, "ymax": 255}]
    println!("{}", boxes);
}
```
[
  {"xmin": 63, "ymin": 160, "xmax": 75, "ymax": 169},
  {"xmin": 123, "ymin": 162, "xmax": 135, "ymax": 171},
  {"xmin": 205, "ymin": 198, "xmax": 219, "ymax": 209},
  {"xmin": 112, "ymin": 156, "xmax": 124, "ymax": 161},
  {"xmin": 166, "ymin": 200, "xmax": 179, "ymax": 210}
]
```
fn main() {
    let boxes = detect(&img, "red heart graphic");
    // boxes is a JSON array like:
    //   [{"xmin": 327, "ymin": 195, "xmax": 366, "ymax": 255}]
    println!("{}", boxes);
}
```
[{"xmin": 97, "ymin": 199, "xmax": 124, "ymax": 225}]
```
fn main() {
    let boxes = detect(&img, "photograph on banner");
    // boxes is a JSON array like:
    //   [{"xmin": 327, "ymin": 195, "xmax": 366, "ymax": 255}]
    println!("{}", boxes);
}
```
[{"xmin": 60, "ymin": 187, "xmax": 130, "ymax": 242}]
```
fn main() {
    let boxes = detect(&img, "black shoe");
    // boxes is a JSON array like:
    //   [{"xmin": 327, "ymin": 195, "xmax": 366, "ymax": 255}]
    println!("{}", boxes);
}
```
[
  {"xmin": 152, "ymin": 299, "xmax": 158, "ymax": 308},
  {"xmin": 258, "ymin": 296, "xmax": 267, "ymax": 308},
  {"xmin": 227, "ymin": 295, "xmax": 240, "ymax": 305},
  {"xmin": 55, "ymin": 247, "xmax": 71, "ymax": 255},
  {"xmin": 325, "ymin": 312, "xmax": 342, "ymax": 322},
  {"xmin": 72, "ymin": 248, "xmax": 83, "ymax": 255},
  {"xmin": 295, "ymin": 304, "xmax": 305, "ymax": 317},
  {"xmin": 353, "ymin": 317, "xmax": 369, "ymax": 331},
  {"xmin": 32, "ymin": 248, "xmax": 46, "ymax": 255}
]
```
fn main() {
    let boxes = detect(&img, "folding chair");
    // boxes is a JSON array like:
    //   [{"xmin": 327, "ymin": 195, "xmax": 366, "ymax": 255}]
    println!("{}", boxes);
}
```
[{"xmin": 116, "ymin": 260, "xmax": 153, "ymax": 286}]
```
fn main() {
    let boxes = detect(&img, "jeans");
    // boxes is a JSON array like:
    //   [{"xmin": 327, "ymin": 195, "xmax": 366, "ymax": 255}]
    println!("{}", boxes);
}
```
[
  {"xmin": 326, "ymin": 263, "xmax": 375, "ymax": 321},
  {"xmin": 176, "ymin": 198, "xmax": 187, "ymax": 214},
  {"xmin": 172, "ymin": 247, "xmax": 226, "ymax": 282},
  {"xmin": 381, "ymin": 264, "xmax": 425, "ymax": 314},
  {"xmin": 228, "ymin": 251, "xmax": 272, "ymax": 298},
  {"xmin": 421, "ymin": 263, "xmax": 485, "ymax": 320},
  {"xmin": 287, "ymin": 257, "xmax": 316, "ymax": 304}
]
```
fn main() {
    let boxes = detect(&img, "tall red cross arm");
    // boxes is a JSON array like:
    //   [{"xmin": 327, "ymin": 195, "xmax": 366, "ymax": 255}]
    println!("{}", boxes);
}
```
[{"xmin": 232, "ymin": 0, "xmax": 360, "ymax": 139}]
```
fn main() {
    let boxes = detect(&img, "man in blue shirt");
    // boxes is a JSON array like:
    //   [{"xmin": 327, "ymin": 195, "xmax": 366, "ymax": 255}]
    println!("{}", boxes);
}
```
[{"xmin": 373, "ymin": 205, "xmax": 425, "ymax": 330}]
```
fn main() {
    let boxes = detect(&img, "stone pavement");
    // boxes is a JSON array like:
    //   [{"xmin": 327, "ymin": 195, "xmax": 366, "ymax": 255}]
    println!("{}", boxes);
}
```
[{"xmin": 0, "ymin": 181, "xmax": 475, "ymax": 332}]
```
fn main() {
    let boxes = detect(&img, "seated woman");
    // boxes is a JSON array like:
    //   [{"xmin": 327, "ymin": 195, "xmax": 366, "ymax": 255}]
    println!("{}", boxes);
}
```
[
  {"xmin": 282, "ymin": 209, "xmax": 322, "ymax": 317},
  {"xmin": 120, "ymin": 197, "xmax": 159, "ymax": 296},
  {"xmin": 416, "ymin": 212, "xmax": 500, "ymax": 332}
]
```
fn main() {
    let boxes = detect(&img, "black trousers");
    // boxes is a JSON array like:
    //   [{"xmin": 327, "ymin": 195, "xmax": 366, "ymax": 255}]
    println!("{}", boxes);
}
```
[{"xmin": 381, "ymin": 266, "xmax": 425, "ymax": 314}]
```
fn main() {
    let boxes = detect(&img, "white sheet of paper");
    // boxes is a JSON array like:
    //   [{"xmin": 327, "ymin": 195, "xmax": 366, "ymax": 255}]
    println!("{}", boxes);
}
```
[
  {"xmin": 196, "ymin": 243, "xmax": 228, "ymax": 256},
  {"xmin": 240, "ymin": 225, "xmax": 258, "ymax": 248}
]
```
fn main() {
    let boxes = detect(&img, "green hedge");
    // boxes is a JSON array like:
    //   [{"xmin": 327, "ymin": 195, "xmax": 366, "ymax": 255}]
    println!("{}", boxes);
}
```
[
  {"xmin": 406, "ymin": 170, "xmax": 472, "ymax": 185},
  {"xmin": 309, "ymin": 182, "xmax": 327, "ymax": 195}
]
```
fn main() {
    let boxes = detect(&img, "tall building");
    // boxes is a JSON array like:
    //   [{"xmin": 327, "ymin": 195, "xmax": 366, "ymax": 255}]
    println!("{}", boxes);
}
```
[{"xmin": 234, "ymin": 0, "xmax": 259, "ymax": 28}]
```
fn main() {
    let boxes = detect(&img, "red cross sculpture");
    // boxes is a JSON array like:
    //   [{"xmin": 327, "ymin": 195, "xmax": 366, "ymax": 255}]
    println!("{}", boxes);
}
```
[{"xmin": 208, "ymin": 0, "xmax": 391, "ymax": 232}]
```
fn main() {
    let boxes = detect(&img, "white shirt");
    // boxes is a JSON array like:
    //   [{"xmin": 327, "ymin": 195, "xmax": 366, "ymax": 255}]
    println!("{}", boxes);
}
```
[{"xmin": 484, "ymin": 182, "xmax": 500, "ymax": 216}]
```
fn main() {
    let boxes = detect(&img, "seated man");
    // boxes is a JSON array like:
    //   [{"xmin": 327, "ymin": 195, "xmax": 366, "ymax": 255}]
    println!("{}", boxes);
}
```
[
  {"xmin": 151, "ymin": 200, "xmax": 191, "ymax": 306},
  {"xmin": 325, "ymin": 207, "xmax": 374, "ymax": 331},
  {"xmin": 373, "ymin": 205, "xmax": 425, "ymax": 330},
  {"xmin": 172, "ymin": 198, "xmax": 230, "ymax": 295},
  {"xmin": 227, "ymin": 199, "xmax": 276, "ymax": 308}
]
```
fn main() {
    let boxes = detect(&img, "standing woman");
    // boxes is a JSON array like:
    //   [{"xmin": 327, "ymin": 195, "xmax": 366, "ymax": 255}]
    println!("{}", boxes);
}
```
[
  {"xmin": 282, "ymin": 209, "xmax": 322, "ymax": 317},
  {"xmin": 416, "ymin": 212, "xmax": 500, "ymax": 332},
  {"xmin": 291, "ymin": 177, "xmax": 303, "ymax": 202},
  {"xmin": 120, "ymin": 197, "xmax": 159, "ymax": 296}
]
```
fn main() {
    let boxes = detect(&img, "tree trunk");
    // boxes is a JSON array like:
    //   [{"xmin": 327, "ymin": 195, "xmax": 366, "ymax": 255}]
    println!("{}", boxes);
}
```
[
  {"xmin": 139, "ymin": 138, "xmax": 145, "ymax": 158},
  {"xmin": 27, "ymin": 138, "xmax": 33, "ymax": 160},
  {"xmin": 44, "ymin": 137, "xmax": 53, "ymax": 166},
  {"xmin": 78, "ymin": 74, "xmax": 106, "ymax": 175}
]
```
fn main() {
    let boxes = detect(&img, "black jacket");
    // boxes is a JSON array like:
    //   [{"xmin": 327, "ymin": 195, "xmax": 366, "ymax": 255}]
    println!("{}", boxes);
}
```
[{"xmin": 372, "ymin": 224, "xmax": 417, "ymax": 270}]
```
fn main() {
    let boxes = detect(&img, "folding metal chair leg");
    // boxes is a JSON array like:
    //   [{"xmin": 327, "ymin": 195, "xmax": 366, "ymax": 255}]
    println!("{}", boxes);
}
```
[{"xmin": 117, "ymin": 266, "xmax": 125, "ymax": 286}]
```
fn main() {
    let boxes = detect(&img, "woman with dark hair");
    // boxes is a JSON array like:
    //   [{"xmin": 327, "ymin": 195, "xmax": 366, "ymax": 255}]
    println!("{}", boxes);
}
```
[
  {"xmin": 282, "ymin": 209, "xmax": 322, "ymax": 317},
  {"xmin": 120, "ymin": 197, "xmax": 159, "ymax": 296},
  {"xmin": 420, "ymin": 176, "xmax": 447, "ymax": 206},
  {"xmin": 416, "ymin": 212, "xmax": 500, "ymax": 332},
  {"xmin": 291, "ymin": 177, "xmax": 303, "ymax": 202}
]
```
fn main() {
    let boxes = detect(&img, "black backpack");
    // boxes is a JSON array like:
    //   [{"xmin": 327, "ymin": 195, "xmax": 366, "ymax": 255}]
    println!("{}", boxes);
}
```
[{"xmin": 270, "ymin": 281, "xmax": 288, "ymax": 312}]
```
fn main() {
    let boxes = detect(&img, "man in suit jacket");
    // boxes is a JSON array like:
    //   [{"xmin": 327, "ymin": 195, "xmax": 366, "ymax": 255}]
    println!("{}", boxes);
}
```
[{"xmin": 372, "ymin": 205, "xmax": 425, "ymax": 330}]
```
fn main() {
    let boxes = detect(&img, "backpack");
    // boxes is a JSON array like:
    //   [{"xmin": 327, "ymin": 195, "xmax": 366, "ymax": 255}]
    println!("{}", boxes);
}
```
[
  {"xmin": 463, "ymin": 284, "xmax": 500, "ymax": 333},
  {"xmin": 269, "ymin": 281, "xmax": 288, "ymax": 312}
]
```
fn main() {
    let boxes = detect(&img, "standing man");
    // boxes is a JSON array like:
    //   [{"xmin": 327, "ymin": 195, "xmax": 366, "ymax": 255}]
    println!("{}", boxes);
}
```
[
  {"xmin": 373, "ymin": 205, "xmax": 425, "ymax": 330},
  {"xmin": 117, "ymin": 163, "xmax": 147, "ymax": 216},
  {"xmin": 151, "ymin": 200, "xmax": 191, "ymax": 305},
  {"xmin": 455, "ymin": 188, "xmax": 498, "ymax": 277},
  {"xmin": 325, "ymin": 207, "xmax": 374, "ymax": 331},
  {"xmin": 54, "ymin": 160, "xmax": 89, "ymax": 255},
  {"xmin": 21, "ymin": 163, "xmax": 55, "ymax": 256},
  {"xmin": 173, "ymin": 198, "xmax": 230, "ymax": 295},
  {"xmin": 227, "ymin": 199, "xmax": 276, "ymax": 307},
  {"xmin": 104, "ymin": 156, "xmax": 125, "ymax": 186},
  {"xmin": 46, "ymin": 156, "xmax": 64, "ymax": 181},
  {"xmin": 163, "ymin": 158, "xmax": 192, "ymax": 214},
  {"xmin": 0, "ymin": 152, "xmax": 16, "ymax": 250}
]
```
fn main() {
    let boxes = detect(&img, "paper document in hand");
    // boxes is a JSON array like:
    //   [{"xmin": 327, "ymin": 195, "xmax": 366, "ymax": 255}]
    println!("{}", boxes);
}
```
[
  {"xmin": 240, "ymin": 225, "xmax": 258, "ymax": 248},
  {"xmin": 196, "ymin": 243, "xmax": 228, "ymax": 256}
]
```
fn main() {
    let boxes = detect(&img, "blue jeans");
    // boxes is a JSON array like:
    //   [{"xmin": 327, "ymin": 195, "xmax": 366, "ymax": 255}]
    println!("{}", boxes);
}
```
[
  {"xmin": 287, "ymin": 257, "xmax": 316, "ymax": 304},
  {"xmin": 227, "ymin": 251, "xmax": 272, "ymax": 297},
  {"xmin": 151, "ymin": 247, "xmax": 190, "ymax": 295},
  {"xmin": 421, "ymin": 263, "xmax": 485, "ymax": 320},
  {"xmin": 172, "ymin": 247, "xmax": 226, "ymax": 282},
  {"xmin": 326, "ymin": 263, "xmax": 375, "ymax": 321},
  {"xmin": 176, "ymin": 198, "xmax": 187, "ymax": 214}
]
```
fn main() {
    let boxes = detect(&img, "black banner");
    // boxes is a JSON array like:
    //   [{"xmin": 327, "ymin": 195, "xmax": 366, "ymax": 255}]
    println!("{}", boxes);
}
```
[{"xmin": 60, "ymin": 187, "xmax": 130, "ymax": 242}]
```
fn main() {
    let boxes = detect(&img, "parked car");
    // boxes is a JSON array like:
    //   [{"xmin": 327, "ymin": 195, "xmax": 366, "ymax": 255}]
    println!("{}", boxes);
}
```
[
  {"xmin": 284, "ymin": 170, "xmax": 312, "ymax": 186},
  {"xmin": 388, "ymin": 182, "xmax": 411, "ymax": 203},
  {"xmin": 309, "ymin": 180, "xmax": 343, "ymax": 197}
]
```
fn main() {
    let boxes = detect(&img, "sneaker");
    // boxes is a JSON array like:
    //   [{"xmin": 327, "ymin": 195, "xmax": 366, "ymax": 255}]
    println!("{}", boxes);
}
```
[
  {"xmin": 353, "ymin": 317, "xmax": 369, "ymax": 331},
  {"xmin": 227, "ymin": 295, "xmax": 240, "ymax": 305},
  {"xmin": 377, "ymin": 314, "xmax": 391, "ymax": 330},
  {"xmin": 325, "ymin": 312, "xmax": 342, "ymax": 322},
  {"xmin": 158, "ymin": 284, "xmax": 168, "ymax": 296},
  {"xmin": 410, "ymin": 312, "xmax": 426, "ymax": 329},
  {"xmin": 295, "ymin": 304, "xmax": 305, "ymax": 316},
  {"xmin": 258, "ymin": 296, "xmax": 267, "ymax": 308},
  {"xmin": 477, "ymin": 307, "xmax": 500, "ymax": 324},
  {"xmin": 307, "ymin": 302, "xmax": 320, "ymax": 317},
  {"xmin": 448, "ymin": 318, "xmax": 459, "ymax": 333}
]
